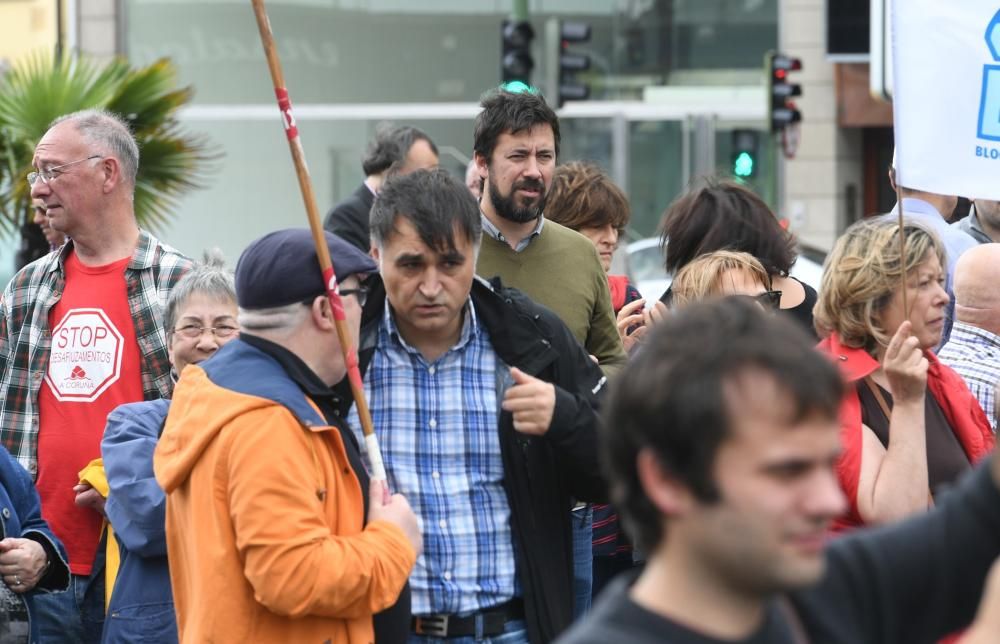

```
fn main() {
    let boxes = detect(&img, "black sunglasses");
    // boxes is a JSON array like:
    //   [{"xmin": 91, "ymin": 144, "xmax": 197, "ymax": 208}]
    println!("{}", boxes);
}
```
[{"xmin": 754, "ymin": 290, "xmax": 782, "ymax": 309}]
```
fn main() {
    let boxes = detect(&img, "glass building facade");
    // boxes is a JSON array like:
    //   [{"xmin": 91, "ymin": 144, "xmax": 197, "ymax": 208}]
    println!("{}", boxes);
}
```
[{"xmin": 120, "ymin": 0, "xmax": 777, "ymax": 261}]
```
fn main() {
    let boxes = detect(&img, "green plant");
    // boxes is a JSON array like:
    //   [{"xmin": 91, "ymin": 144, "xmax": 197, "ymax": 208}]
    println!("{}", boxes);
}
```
[{"xmin": 0, "ymin": 53, "xmax": 217, "ymax": 238}]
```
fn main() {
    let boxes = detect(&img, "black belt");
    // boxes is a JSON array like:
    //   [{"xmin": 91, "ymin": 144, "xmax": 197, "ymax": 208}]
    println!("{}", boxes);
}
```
[{"xmin": 411, "ymin": 598, "xmax": 524, "ymax": 638}]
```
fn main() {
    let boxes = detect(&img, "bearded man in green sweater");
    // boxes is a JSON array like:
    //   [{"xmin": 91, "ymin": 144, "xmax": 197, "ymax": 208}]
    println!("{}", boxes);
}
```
[{"xmin": 472, "ymin": 88, "xmax": 626, "ymax": 378}]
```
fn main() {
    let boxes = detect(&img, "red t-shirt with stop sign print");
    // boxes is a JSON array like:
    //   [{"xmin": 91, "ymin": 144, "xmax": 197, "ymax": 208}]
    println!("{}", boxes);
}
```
[{"xmin": 37, "ymin": 250, "xmax": 143, "ymax": 576}]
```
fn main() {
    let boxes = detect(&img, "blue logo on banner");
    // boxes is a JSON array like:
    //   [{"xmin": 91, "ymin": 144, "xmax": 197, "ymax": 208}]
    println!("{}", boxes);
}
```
[{"xmin": 977, "ymin": 11, "xmax": 1000, "ymax": 140}]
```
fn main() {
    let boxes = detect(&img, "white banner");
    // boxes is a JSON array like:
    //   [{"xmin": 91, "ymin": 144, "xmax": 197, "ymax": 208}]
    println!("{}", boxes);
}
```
[{"xmin": 893, "ymin": 2, "xmax": 1000, "ymax": 200}]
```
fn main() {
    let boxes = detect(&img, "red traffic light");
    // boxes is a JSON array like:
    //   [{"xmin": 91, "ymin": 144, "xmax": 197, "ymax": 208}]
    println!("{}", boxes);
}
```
[
  {"xmin": 772, "ymin": 54, "xmax": 803, "ymax": 72},
  {"xmin": 766, "ymin": 50, "xmax": 803, "ymax": 133}
]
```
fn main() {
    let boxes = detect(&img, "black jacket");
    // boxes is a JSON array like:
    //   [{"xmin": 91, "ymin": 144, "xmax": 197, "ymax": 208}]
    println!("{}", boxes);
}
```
[
  {"xmin": 338, "ymin": 275, "xmax": 607, "ymax": 644},
  {"xmin": 323, "ymin": 182, "xmax": 375, "ymax": 253}
]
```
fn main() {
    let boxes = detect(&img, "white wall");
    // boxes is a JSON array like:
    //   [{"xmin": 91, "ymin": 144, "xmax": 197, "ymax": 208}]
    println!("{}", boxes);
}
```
[{"xmin": 780, "ymin": 0, "xmax": 862, "ymax": 252}]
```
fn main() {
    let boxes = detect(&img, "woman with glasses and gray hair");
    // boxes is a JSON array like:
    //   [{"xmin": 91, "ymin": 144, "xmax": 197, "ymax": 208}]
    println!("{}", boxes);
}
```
[
  {"xmin": 99, "ymin": 253, "xmax": 238, "ymax": 644},
  {"xmin": 814, "ymin": 218, "xmax": 993, "ymax": 532}
]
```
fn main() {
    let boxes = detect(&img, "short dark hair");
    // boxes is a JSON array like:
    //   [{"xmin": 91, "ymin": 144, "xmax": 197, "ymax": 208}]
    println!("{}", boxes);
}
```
[
  {"xmin": 473, "ymin": 89, "xmax": 561, "ymax": 163},
  {"xmin": 660, "ymin": 178, "xmax": 797, "ymax": 277},
  {"xmin": 603, "ymin": 297, "xmax": 843, "ymax": 553},
  {"xmin": 545, "ymin": 162, "xmax": 631, "ymax": 234},
  {"xmin": 362, "ymin": 123, "xmax": 438, "ymax": 177},
  {"xmin": 370, "ymin": 168, "xmax": 481, "ymax": 253}
]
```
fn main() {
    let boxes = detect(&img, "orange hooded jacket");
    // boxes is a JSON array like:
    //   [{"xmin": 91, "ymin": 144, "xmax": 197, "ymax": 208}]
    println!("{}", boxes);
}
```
[{"xmin": 154, "ymin": 340, "xmax": 415, "ymax": 643}]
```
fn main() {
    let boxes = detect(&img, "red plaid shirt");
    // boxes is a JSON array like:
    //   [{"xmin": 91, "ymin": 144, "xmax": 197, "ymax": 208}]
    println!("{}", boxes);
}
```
[{"xmin": 0, "ymin": 231, "xmax": 192, "ymax": 476}]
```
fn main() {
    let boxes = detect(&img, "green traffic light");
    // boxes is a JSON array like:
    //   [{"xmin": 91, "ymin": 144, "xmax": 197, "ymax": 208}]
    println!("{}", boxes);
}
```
[
  {"xmin": 500, "ymin": 81, "xmax": 539, "ymax": 95},
  {"xmin": 733, "ymin": 151, "xmax": 755, "ymax": 178}
]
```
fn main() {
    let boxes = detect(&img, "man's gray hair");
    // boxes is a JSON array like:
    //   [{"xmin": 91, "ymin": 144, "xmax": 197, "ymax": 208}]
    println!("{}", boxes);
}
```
[
  {"xmin": 164, "ymin": 249, "xmax": 236, "ymax": 335},
  {"xmin": 51, "ymin": 109, "xmax": 140, "ymax": 188},
  {"xmin": 238, "ymin": 302, "xmax": 309, "ymax": 334}
]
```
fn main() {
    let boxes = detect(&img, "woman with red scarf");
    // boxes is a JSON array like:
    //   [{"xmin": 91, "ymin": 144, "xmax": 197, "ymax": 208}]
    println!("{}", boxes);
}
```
[{"xmin": 814, "ymin": 218, "xmax": 993, "ymax": 531}]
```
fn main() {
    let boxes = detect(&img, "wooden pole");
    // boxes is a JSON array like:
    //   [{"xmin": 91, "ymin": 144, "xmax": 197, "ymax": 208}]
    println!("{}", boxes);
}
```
[{"xmin": 250, "ymin": 0, "xmax": 386, "ymax": 482}]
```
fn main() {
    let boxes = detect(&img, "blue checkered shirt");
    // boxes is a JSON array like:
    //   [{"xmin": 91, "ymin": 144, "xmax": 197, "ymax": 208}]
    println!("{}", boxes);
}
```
[
  {"xmin": 939, "ymin": 321, "xmax": 1000, "ymax": 433},
  {"xmin": 350, "ymin": 300, "xmax": 518, "ymax": 615}
]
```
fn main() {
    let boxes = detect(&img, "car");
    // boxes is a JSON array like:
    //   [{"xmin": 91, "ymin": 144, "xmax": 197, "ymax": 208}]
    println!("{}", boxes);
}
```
[
  {"xmin": 624, "ymin": 237, "xmax": 673, "ymax": 303},
  {"xmin": 624, "ymin": 237, "xmax": 826, "ymax": 304},
  {"xmin": 790, "ymin": 246, "xmax": 827, "ymax": 293}
]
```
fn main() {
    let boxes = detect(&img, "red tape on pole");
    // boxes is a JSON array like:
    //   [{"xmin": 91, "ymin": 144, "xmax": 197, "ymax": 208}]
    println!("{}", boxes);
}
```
[{"xmin": 274, "ymin": 88, "xmax": 299, "ymax": 140}]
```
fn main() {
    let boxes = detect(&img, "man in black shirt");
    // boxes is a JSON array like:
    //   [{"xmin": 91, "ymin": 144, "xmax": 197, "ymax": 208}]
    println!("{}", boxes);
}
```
[
  {"xmin": 559, "ymin": 297, "xmax": 1000, "ymax": 644},
  {"xmin": 324, "ymin": 124, "xmax": 438, "ymax": 253}
]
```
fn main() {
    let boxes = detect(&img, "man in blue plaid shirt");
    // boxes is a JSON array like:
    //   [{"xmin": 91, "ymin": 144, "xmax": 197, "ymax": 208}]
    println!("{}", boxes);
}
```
[
  {"xmin": 344, "ymin": 168, "xmax": 606, "ymax": 644},
  {"xmin": 939, "ymin": 243, "xmax": 1000, "ymax": 432},
  {"xmin": 0, "ymin": 109, "xmax": 191, "ymax": 643}
]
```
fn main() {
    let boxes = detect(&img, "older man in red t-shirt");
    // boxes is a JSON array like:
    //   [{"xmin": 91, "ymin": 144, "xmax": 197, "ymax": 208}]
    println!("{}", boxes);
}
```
[{"xmin": 0, "ymin": 109, "xmax": 191, "ymax": 643}]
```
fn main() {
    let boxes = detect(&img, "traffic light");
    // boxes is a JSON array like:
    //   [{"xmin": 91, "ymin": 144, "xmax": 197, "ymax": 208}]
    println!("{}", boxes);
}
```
[
  {"xmin": 731, "ymin": 129, "xmax": 760, "ymax": 179},
  {"xmin": 766, "ymin": 51, "xmax": 803, "ymax": 133},
  {"xmin": 502, "ymin": 20, "xmax": 535, "ymax": 85},
  {"xmin": 545, "ymin": 19, "xmax": 592, "ymax": 108}
]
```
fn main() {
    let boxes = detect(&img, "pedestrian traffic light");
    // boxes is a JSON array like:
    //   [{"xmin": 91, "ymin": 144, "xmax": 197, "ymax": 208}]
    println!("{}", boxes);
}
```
[
  {"xmin": 766, "ymin": 51, "xmax": 803, "ymax": 133},
  {"xmin": 502, "ymin": 20, "xmax": 535, "ymax": 85},
  {"xmin": 545, "ymin": 19, "xmax": 592, "ymax": 108},
  {"xmin": 731, "ymin": 129, "xmax": 760, "ymax": 179}
]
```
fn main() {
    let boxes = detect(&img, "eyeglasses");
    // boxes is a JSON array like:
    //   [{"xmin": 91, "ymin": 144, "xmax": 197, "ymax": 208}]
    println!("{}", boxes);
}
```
[
  {"xmin": 755, "ymin": 290, "xmax": 783, "ymax": 309},
  {"xmin": 173, "ymin": 324, "xmax": 239, "ymax": 340},
  {"xmin": 27, "ymin": 155, "xmax": 102, "ymax": 186},
  {"xmin": 340, "ymin": 286, "xmax": 369, "ymax": 308},
  {"xmin": 302, "ymin": 286, "xmax": 369, "ymax": 309}
]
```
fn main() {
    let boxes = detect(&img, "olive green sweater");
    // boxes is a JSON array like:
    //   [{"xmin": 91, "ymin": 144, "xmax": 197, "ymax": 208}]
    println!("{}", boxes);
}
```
[{"xmin": 476, "ymin": 219, "xmax": 626, "ymax": 377}]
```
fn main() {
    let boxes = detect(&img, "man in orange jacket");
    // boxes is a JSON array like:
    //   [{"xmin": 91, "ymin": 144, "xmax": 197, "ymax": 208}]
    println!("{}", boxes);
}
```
[{"xmin": 154, "ymin": 229, "xmax": 421, "ymax": 643}]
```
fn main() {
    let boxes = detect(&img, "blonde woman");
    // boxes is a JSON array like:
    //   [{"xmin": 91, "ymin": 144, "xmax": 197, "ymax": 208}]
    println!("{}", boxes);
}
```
[
  {"xmin": 671, "ymin": 250, "xmax": 781, "ymax": 310},
  {"xmin": 814, "ymin": 218, "xmax": 993, "ymax": 531}
]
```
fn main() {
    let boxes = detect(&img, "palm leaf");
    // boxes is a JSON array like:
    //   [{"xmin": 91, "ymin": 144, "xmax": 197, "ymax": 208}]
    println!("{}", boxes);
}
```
[
  {"xmin": 0, "ymin": 52, "xmax": 218, "ymax": 241},
  {"xmin": 107, "ymin": 59, "xmax": 193, "ymax": 134}
]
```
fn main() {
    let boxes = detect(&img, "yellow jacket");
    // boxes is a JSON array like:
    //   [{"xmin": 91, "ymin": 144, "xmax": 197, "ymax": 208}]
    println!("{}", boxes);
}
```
[
  {"xmin": 76, "ymin": 459, "xmax": 118, "ymax": 611},
  {"xmin": 153, "ymin": 341, "xmax": 415, "ymax": 643}
]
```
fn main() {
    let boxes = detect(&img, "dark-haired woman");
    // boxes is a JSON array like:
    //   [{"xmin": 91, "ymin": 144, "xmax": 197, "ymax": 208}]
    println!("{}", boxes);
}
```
[{"xmin": 659, "ymin": 178, "xmax": 817, "ymax": 336}]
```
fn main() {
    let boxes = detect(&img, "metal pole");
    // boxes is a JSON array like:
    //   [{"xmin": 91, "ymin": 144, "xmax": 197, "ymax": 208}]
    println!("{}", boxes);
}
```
[
  {"xmin": 66, "ymin": 0, "xmax": 79, "ymax": 57},
  {"xmin": 55, "ymin": 0, "xmax": 63, "ymax": 61},
  {"xmin": 545, "ymin": 17, "xmax": 560, "ymax": 101},
  {"xmin": 611, "ymin": 112, "xmax": 629, "ymax": 191},
  {"xmin": 888, "ymin": 0, "xmax": 907, "ymax": 313},
  {"xmin": 511, "ymin": 0, "xmax": 529, "ymax": 21}
]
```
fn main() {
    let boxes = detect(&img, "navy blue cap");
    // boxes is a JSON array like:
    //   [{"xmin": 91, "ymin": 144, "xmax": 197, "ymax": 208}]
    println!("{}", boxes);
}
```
[{"xmin": 235, "ymin": 228, "xmax": 377, "ymax": 309}]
